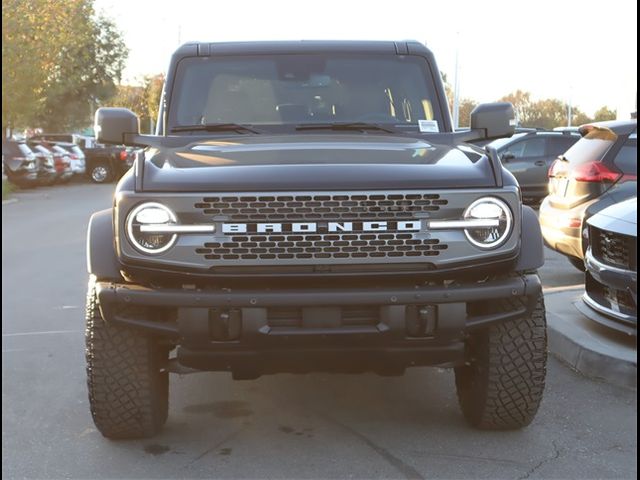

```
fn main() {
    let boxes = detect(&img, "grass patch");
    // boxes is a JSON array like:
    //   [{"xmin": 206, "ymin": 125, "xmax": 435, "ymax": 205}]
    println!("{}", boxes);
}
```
[{"xmin": 2, "ymin": 178, "xmax": 14, "ymax": 200}]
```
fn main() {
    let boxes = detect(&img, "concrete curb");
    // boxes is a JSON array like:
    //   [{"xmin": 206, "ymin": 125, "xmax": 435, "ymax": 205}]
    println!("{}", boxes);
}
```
[
  {"xmin": 2, "ymin": 198, "xmax": 18, "ymax": 205},
  {"xmin": 546, "ymin": 289, "xmax": 637, "ymax": 389}
]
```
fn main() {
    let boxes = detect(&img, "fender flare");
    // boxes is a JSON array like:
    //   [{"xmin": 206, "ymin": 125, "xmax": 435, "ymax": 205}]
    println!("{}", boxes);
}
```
[
  {"xmin": 515, "ymin": 205, "xmax": 545, "ymax": 272},
  {"xmin": 86, "ymin": 209, "xmax": 124, "ymax": 281}
]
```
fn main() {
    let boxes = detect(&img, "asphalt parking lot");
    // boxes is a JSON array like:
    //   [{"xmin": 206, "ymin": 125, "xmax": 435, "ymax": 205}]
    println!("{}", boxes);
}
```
[{"xmin": 2, "ymin": 183, "xmax": 637, "ymax": 480}]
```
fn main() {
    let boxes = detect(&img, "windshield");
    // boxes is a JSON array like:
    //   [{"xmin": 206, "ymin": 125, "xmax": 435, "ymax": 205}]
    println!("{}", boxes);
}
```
[{"xmin": 169, "ymin": 54, "xmax": 443, "ymax": 130}]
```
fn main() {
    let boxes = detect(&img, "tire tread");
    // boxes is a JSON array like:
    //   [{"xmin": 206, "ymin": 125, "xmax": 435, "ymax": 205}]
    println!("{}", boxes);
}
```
[{"xmin": 85, "ymin": 280, "xmax": 168, "ymax": 439}]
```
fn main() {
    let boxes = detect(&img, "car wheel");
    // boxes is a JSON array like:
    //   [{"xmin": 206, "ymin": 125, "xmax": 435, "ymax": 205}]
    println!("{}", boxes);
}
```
[
  {"xmin": 455, "ymin": 289, "xmax": 547, "ymax": 430},
  {"xmin": 90, "ymin": 163, "xmax": 113, "ymax": 183},
  {"xmin": 85, "ymin": 278, "xmax": 169, "ymax": 439}
]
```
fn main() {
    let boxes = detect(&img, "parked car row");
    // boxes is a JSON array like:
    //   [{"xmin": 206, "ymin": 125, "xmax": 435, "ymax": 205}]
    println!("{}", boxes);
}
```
[
  {"xmin": 529, "ymin": 119, "xmax": 637, "ymax": 336},
  {"xmin": 486, "ymin": 129, "xmax": 582, "ymax": 205},
  {"xmin": 2, "ymin": 135, "xmax": 140, "ymax": 188},
  {"xmin": 478, "ymin": 119, "xmax": 637, "ymax": 333},
  {"xmin": 30, "ymin": 133, "xmax": 138, "ymax": 184},
  {"xmin": 1, "ymin": 139, "xmax": 80, "ymax": 187},
  {"xmin": 539, "ymin": 120, "xmax": 637, "ymax": 270}
]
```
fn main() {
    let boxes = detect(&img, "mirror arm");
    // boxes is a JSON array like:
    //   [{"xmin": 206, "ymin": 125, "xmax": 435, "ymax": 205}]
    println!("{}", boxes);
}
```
[
  {"xmin": 484, "ymin": 145, "xmax": 504, "ymax": 188},
  {"xmin": 123, "ymin": 133, "xmax": 160, "ymax": 148},
  {"xmin": 451, "ymin": 128, "xmax": 486, "ymax": 142}
]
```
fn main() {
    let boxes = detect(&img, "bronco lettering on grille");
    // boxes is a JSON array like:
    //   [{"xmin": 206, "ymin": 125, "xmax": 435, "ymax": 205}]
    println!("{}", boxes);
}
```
[{"xmin": 222, "ymin": 220, "xmax": 422, "ymax": 234}]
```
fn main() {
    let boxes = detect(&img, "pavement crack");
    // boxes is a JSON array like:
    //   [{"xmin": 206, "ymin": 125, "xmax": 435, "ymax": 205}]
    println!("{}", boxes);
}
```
[
  {"xmin": 319, "ymin": 413, "xmax": 424, "ymax": 480},
  {"xmin": 517, "ymin": 441, "xmax": 563, "ymax": 480}
]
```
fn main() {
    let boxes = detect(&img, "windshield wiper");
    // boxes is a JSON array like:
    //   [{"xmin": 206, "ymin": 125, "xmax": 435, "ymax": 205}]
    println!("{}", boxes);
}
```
[
  {"xmin": 171, "ymin": 123, "xmax": 260, "ymax": 134},
  {"xmin": 295, "ymin": 122, "xmax": 395, "ymax": 133}
]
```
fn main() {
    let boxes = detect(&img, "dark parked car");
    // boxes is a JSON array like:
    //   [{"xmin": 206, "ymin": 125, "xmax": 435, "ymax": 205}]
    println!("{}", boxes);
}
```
[
  {"xmin": 576, "ymin": 197, "xmax": 637, "ymax": 335},
  {"xmin": 487, "ymin": 131, "xmax": 580, "ymax": 205},
  {"xmin": 539, "ymin": 120, "xmax": 637, "ymax": 270},
  {"xmin": 1, "ymin": 140, "xmax": 39, "ymax": 187},
  {"xmin": 84, "ymin": 142, "xmax": 135, "ymax": 183}
]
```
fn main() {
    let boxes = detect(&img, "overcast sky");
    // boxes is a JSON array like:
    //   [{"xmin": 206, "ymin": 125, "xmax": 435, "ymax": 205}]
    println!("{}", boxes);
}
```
[{"xmin": 95, "ymin": 0, "xmax": 637, "ymax": 117}]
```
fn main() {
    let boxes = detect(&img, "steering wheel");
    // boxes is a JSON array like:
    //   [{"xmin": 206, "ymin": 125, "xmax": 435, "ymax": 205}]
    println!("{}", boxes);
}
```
[{"xmin": 355, "ymin": 113, "xmax": 398, "ymax": 123}]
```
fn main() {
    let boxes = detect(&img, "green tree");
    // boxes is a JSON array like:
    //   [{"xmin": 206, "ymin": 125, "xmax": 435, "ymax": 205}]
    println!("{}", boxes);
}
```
[
  {"xmin": 110, "ymin": 85, "xmax": 146, "ymax": 116},
  {"xmin": 572, "ymin": 107, "xmax": 592, "ymax": 127},
  {"xmin": 499, "ymin": 90, "xmax": 534, "ymax": 126},
  {"xmin": 2, "ymin": 0, "xmax": 128, "ymax": 134},
  {"xmin": 441, "ymin": 71, "xmax": 477, "ymax": 127},
  {"xmin": 527, "ymin": 98, "xmax": 566, "ymax": 129},
  {"xmin": 593, "ymin": 106, "xmax": 616, "ymax": 122},
  {"xmin": 143, "ymin": 74, "xmax": 165, "ymax": 133},
  {"xmin": 108, "ymin": 74, "xmax": 164, "ymax": 134},
  {"xmin": 458, "ymin": 98, "xmax": 478, "ymax": 128},
  {"xmin": 499, "ymin": 91, "xmax": 596, "ymax": 129}
]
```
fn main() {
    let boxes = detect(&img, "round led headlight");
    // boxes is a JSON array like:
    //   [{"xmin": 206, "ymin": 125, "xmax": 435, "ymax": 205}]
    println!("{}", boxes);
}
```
[
  {"xmin": 463, "ymin": 197, "xmax": 513, "ymax": 249},
  {"xmin": 126, "ymin": 202, "xmax": 177, "ymax": 254}
]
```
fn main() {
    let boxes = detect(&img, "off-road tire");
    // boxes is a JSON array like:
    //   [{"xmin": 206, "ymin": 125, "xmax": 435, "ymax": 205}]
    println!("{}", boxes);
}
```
[
  {"xmin": 85, "ymin": 279, "xmax": 169, "ymax": 439},
  {"xmin": 454, "ymin": 291, "xmax": 547, "ymax": 430}
]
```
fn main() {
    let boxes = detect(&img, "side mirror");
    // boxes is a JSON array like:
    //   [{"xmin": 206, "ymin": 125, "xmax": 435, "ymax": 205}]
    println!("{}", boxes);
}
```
[
  {"xmin": 94, "ymin": 108, "xmax": 139, "ymax": 145},
  {"xmin": 501, "ymin": 151, "xmax": 515, "ymax": 162},
  {"xmin": 470, "ymin": 102, "xmax": 516, "ymax": 140}
]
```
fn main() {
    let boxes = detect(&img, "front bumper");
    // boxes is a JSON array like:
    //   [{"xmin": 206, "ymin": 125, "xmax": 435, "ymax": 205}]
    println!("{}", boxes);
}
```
[
  {"xmin": 96, "ymin": 274, "xmax": 542, "ymax": 375},
  {"xmin": 583, "ymin": 249, "xmax": 637, "ymax": 334}
]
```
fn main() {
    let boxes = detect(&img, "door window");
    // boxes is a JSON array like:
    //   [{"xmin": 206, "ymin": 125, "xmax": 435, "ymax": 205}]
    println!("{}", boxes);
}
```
[
  {"xmin": 508, "ymin": 138, "xmax": 545, "ymax": 158},
  {"xmin": 613, "ymin": 137, "xmax": 637, "ymax": 175}
]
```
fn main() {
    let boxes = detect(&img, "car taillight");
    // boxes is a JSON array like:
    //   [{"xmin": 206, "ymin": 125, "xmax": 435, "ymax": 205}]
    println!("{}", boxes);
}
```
[
  {"xmin": 571, "ymin": 161, "xmax": 622, "ymax": 183},
  {"xmin": 119, "ymin": 150, "xmax": 128, "ymax": 161}
]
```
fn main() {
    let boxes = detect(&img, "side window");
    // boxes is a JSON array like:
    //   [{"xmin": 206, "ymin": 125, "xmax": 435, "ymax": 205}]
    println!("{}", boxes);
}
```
[
  {"xmin": 522, "ymin": 138, "xmax": 546, "ymax": 156},
  {"xmin": 509, "ymin": 138, "xmax": 545, "ymax": 158},
  {"xmin": 505, "ymin": 141, "xmax": 526, "ymax": 158},
  {"xmin": 548, "ymin": 137, "xmax": 578, "ymax": 156},
  {"xmin": 613, "ymin": 138, "xmax": 637, "ymax": 175}
]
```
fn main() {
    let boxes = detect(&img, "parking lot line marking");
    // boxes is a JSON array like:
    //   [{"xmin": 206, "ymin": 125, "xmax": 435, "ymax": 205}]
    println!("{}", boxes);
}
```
[
  {"xmin": 2, "ymin": 329, "xmax": 83, "ymax": 337},
  {"xmin": 543, "ymin": 285, "xmax": 584, "ymax": 294}
]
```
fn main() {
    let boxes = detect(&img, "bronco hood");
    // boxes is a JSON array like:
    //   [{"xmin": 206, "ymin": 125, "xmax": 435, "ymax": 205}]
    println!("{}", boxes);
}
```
[{"xmin": 141, "ymin": 134, "xmax": 496, "ymax": 192}]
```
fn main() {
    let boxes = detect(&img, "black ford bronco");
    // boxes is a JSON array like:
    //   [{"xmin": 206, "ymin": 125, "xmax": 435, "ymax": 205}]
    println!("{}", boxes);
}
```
[{"xmin": 86, "ymin": 41, "xmax": 547, "ymax": 439}]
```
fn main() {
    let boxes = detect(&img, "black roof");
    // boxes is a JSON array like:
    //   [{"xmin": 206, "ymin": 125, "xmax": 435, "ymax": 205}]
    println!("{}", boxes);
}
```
[{"xmin": 172, "ymin": 40, "xmax": 431, "ymax": 58}]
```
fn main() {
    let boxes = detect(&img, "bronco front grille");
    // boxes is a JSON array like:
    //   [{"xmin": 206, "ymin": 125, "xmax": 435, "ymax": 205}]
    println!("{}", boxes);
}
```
[
  {"xmin": 196, "ymin": 233, "xmax": 446, "ymax": 261},
  {"xmin": 591, "ymin": 226, "xmax": 637, "ymax": 271},
  {"xmin": 193, "ymin": 192, "xmax": 450, "ymax": 263},
  {"xmin": 194, "ymin": 193, "xmax": 448, "ymax": 221}
]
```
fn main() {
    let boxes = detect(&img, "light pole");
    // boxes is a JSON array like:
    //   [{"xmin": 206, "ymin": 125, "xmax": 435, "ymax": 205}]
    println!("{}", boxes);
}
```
[
  {"xmin": 453, "ymin": 32, "xmax": 460, "ymax": 130},
  {"xmin": 567, "ymin": 85, "xmax": 573, "ymax": 127}
]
